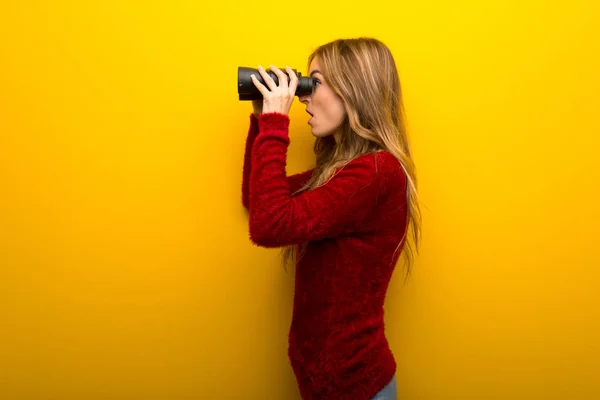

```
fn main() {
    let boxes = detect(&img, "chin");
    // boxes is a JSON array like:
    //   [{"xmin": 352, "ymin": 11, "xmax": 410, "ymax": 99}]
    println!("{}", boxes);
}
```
[{"xmin": 311, "ymin": 129, "xmax": 334, "ymax": 139}]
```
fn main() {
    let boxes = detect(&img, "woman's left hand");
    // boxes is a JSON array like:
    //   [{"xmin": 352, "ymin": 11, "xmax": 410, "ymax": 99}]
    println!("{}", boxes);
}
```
[{"xmin": 251, "ymin": 65, "xmax": 298, "ymax": 116}]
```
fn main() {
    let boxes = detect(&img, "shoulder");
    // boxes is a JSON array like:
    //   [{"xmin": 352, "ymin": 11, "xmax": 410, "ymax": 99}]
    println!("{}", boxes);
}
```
[
  {"xmin": 344, "ymin": 151, "xmax": 406, "ymax": 185},
  {"xmin": 345, "ymin": 151, "xmax": 407, "ymax": 204}
]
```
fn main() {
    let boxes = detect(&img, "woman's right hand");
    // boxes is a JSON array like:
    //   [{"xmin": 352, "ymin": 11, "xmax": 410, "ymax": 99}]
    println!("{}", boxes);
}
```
[{"xmin": 252, "ymin": 99, "xmax": 262, "ymax": 118}]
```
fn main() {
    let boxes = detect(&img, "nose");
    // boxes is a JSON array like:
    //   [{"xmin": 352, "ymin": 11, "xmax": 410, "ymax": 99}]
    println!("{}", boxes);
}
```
[{"xmin": 299, "ymin": 93, "xmax": 310, "ymax": 104}]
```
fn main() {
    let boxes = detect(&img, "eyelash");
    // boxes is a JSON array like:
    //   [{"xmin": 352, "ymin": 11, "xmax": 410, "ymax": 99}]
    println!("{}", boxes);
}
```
[{"xmin": 314, "ymin": 79, "xmax": 321, "ymax": 87}]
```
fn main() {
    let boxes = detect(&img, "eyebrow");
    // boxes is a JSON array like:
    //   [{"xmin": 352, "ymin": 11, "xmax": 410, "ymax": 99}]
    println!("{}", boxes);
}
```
[{"xmin": 309, "ymin": 70, "xmax": 322, "ymax": 77}]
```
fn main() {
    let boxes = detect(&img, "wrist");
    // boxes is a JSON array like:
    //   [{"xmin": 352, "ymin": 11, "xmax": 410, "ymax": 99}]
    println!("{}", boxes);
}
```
[{"xmin": 257, "ymin": 112, "xmax": 290, "ymax": 132}]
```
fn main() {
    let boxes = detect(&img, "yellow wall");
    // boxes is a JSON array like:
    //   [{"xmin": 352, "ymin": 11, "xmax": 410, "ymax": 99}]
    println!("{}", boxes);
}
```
[{"xmin": 1, "ymin": 1, "xmax": 599, "ymax": 398}]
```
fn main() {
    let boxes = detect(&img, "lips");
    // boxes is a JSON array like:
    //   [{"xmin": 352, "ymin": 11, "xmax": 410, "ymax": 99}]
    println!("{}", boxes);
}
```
[{"xmin": 306, "ymin": 109, "xmax": 314, "ymax": 117}]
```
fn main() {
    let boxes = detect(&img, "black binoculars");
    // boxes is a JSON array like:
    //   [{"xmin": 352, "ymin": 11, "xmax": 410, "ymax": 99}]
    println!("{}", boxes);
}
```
[{"xmin": 237, "ymin": 66, "xmax": 315, "ymax": 101}]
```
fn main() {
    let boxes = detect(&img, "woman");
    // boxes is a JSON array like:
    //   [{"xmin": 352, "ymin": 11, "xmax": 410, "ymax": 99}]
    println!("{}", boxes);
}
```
[{"xmin": 241, "ymin": 37, "xmax": 421, "ymax": 400}]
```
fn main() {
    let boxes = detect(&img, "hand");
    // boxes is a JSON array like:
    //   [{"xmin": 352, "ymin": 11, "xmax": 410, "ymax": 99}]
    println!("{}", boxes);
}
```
[{"xmin": 250, "ymin": 65, "xmax": 298, "ymax": 116}]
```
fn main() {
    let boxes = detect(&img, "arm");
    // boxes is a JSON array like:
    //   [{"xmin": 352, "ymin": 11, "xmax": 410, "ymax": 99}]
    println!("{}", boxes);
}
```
[
  {"xmin": 249, "ymin": 113, "xmax": 391, "ymax": 248},
  {"xmin": 287, "ymin": 168, "xmax": 314, "ymax": 194},
  {"xmin": 242, "ymin": 114, "xmax": 315, "ymax": 209}
]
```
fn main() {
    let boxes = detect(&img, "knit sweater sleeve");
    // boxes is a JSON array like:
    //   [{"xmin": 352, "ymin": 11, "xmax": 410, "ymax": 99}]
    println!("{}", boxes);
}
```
[
  {"xmin": 242, "ymin": 114, "xmax": 315, "ymax": 209},
  {"xmin": 249, "ymin": 112, "xmax": 383, "ymax": 248},
  {"xmin": 286, "ymin": 168, "xmax": 315, "ymax": 194}
]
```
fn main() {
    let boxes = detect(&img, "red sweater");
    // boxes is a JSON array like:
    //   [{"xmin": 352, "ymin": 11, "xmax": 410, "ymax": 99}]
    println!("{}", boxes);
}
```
[{"xmin": 242, "ymin": 112, "xmax": 408, "ymax": 399}]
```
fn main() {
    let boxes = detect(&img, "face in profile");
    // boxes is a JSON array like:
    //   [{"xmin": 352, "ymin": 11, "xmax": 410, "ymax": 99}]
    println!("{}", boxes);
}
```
[{"xmin": 299, "ymin": 57, "xmax": 347, "ymax": 140}]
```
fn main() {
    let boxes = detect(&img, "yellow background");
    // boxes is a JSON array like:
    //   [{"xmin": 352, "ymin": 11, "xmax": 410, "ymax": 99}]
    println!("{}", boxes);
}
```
[{"xmin": 1, "ymin": 1, "xmax": 599, "ymax": 399}]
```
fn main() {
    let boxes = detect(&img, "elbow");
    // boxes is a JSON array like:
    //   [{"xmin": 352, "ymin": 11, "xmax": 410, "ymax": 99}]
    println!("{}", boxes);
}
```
[
  {"xmin": 249, "ymin": 225, "xmax": 281, "ymax": 248},
  {"xmin": 248, "ymin": 204, "xmax": 293, "ymax": 248},
  {"xmin": 248, "ymin": 214, "xmax": 289, "ymax": 248}
]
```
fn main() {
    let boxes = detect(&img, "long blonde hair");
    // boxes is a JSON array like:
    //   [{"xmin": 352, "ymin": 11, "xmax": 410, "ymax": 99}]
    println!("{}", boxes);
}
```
[{"xmin": 282, "ymin": 37, "xmax": 422, "ymax": 278}]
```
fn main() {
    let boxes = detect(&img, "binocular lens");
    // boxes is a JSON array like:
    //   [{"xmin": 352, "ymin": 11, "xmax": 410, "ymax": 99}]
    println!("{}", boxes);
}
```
[{"xmin": 237, "ymin": 66, "xmax": 315, "ymax": 101}]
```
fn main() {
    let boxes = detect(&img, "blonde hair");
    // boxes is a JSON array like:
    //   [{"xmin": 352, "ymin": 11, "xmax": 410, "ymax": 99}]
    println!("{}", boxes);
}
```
[{"xmin": 282, "ymin": 37, "xmax": 422, "ymax": 278}]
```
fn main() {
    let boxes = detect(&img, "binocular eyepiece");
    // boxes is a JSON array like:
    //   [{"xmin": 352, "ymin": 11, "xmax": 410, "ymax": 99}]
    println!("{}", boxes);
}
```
[{"xmin": 237, "ymin": 66, "xmax": 315, "ymax": 101}]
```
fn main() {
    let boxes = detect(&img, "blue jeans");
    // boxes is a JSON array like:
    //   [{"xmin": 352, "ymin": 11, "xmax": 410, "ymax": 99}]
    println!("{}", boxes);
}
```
[{"xmin": 371, "ymin": 375, "xmax": 397, "ymax": 400}]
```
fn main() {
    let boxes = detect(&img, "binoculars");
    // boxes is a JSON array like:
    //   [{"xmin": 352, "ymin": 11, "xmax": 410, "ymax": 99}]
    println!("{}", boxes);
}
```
[{"xmin": 237, "ymin": 66, "xmax": 315, "ymax": 101}]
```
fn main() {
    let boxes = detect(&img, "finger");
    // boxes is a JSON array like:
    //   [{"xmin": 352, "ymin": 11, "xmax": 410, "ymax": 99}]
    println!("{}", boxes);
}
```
[
  {"xmin": 286, "ymin": 66, "xmax": 298, "ymax": 95},
  {"xmin": 269, "ymin": 65, "xmax": 288, "ymax": 90},
  {"xmin": 257, "ymin": 65, "xmax": 277, "ymax": 92},
  {"xmin": 250, "ymin": 74, "xmax": 269, "ymax": 98}
]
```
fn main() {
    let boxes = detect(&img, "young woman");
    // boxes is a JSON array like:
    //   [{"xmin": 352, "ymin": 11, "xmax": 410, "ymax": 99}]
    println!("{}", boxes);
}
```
[{"xmin": 241, "ymin": 37, "xmax": 421, "ymax": 400}]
